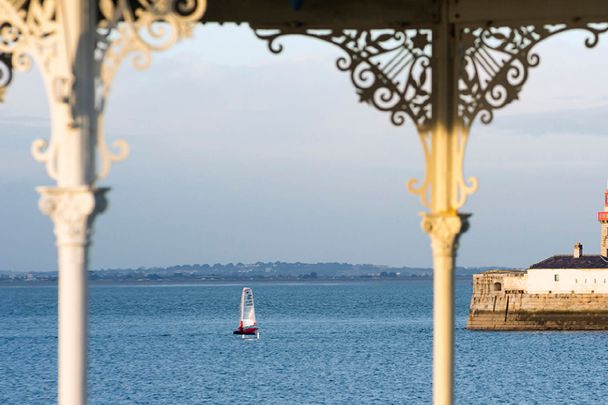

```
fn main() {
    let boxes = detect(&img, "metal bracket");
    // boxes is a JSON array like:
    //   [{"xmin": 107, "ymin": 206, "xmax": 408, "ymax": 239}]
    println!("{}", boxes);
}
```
[{"xmin": 255, "ymin": 23, "xmax": 608, "ymax": 130}]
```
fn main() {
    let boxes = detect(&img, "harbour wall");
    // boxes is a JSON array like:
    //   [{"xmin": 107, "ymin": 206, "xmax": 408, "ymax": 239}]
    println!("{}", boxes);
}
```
[{"xmin": 467, "ymin": 272, "xmax": 608, "ymax": 330}]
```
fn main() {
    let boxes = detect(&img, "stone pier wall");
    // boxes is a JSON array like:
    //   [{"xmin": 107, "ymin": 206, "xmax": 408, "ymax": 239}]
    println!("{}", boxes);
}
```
[
  {"xmin": 467, "ymin": 291, "xmax": 608, "ymax": 330},
  {"xmin": 467, "ymin": 272, "xmax": 608, "ymax": 330}
]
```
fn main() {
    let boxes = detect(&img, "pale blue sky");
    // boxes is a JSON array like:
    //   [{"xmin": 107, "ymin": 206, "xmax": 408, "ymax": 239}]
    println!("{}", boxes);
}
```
[{"xmin": 0, "ymin": 25, "xmax": 607, "ymax": 271}]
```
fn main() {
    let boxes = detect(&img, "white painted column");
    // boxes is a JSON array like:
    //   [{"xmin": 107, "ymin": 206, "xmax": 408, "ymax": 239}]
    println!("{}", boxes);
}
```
[
  {"xmin": 1, "ymin": 0, "xmax": 205, "ymax": 403},
  {"xmin": 37, "ymin": 2, "xmax": 101, "ymax": 405},
  {"xmin": 38, "ymin": 187, "xmax": 107, "ymax": 405}
]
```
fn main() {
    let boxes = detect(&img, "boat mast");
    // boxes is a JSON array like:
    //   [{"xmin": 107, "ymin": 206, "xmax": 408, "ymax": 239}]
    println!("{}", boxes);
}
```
[{"xmin": 239, "ymin": 288, "xmax": 246, "ymax": 328}]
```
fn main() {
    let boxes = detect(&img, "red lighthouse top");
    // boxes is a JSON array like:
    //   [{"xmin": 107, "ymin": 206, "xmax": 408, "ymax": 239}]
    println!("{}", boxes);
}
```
[{"xmin": 598, "ymin": 187, "xmax": 608, "ymax": 222}]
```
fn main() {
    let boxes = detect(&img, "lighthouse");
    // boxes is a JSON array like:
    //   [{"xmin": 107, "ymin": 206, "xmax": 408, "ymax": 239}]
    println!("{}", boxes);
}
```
[
  {"xmin": 469, "ymin": 181, "xmax": 608, "ymax": 331},
  {"xmin": 598, "ymin": 184, "xmax": 608, "ymax": 256}
]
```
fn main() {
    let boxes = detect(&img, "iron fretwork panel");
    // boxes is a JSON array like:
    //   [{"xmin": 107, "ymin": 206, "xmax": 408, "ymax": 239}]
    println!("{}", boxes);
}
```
[
  {"xmin": 460, "ymin": 24, "xmax": 608, "ymax": 129},
  {"xmin": 256, "ymin": 24, "xmax": 608, "ymax": 131},
  {"xmin": 0, "ymin": 53, "xmax": 11, "ymax": 101},
  {"xmin": 257, "ymin": 29, "xmax": 433, "ymax": 130},
  {"xmin": 0, "ymin": 0, "xmax": 22, "ymax": 100}
]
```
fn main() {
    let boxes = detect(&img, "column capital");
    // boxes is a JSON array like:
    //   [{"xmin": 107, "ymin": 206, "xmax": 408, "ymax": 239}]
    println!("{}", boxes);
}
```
[
  {"xmin": 420, "ymin": 212, "xmax": 471, "ymax": 258},
  {"xmin": 37, "ymin": 187, "xmax": 109, "ymax": 247}
]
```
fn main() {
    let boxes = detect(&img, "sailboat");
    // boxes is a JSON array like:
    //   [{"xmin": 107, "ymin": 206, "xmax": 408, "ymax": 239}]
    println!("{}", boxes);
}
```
[{"xmin": 233, "ymin": 287, "xmax": 259, "ymax": 338}]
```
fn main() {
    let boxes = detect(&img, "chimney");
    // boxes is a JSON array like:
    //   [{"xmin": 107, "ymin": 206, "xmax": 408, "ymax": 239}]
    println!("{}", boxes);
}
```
[{"xmin": 574, "ymin": 242, "xmax": 583, "ymax": 258}]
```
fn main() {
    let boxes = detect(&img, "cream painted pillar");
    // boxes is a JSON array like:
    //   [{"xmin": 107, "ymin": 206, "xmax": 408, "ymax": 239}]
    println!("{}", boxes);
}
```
[
  {"xmin": 0, "ymin": 1, "xmax": 205, "ymax": 404},
  {"xmin": 419, "ymin": 3, "xmax": 476, "ymax": 404},
  {"xmin": 36, "ymin": 2, "xmax": 101, "ymax": 404},
  {"xmin": 1, "ymin": 0, "xmax": 109, "ymax": 403},
  {"xmin": 255, "ymin": 20, "xmax": 476, "ymax": 403},
  {"xmin": 421, "ymin": 213, "xmax": 469, "ymax": 404},
  {"xmin": 38, "ymin": 187, "xmax": 107, "ymax": 405}
]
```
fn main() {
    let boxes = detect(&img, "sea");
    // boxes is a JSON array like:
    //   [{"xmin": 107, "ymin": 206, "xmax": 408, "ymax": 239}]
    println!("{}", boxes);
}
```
[{"xmin": 1, "ymin": 279, "xmax": 607, "ymax": 404}]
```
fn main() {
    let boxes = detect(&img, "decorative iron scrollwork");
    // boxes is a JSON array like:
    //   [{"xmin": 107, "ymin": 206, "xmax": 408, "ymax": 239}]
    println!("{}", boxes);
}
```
[
  {"xmin": 255, "ymin": 29, "xmax": 433, "ymax": 131},
  {"xmin": 93, "ymin": 0, "xmax": 206, "ymax": 182},
  {"xmin": 96, "ymin": 0, "xmax": 206, "ymax": 103},
  {"xmin": 0, "ymin": 0, "xmax": 206, "ymax": 182},
  {"xmin": 255, "ymin": 23, "xmax": 608, "ymax": 130},
  {"xmin": 0, "ymin": 53, "xmax": 11, "ymax": 101},
  {"xmin": 460, "ymin": 23, "xmax": 608, "ymax": 129}
]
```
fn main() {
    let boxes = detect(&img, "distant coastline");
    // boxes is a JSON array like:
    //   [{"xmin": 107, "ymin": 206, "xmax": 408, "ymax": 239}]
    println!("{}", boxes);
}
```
[{"xmin": 0, "ymin": 262, "xmax": 504, "ymax": 285}]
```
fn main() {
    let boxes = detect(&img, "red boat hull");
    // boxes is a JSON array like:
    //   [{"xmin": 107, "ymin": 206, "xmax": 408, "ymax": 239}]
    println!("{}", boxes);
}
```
[{"xmin": 233, "ymin": 327, "xmax": 258, "ymax": 335}]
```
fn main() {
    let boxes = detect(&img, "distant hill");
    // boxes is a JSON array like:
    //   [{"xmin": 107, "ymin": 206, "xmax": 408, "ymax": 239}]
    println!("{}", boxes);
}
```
[{"xmin": 0, "ymin": 262, "xmax": 514, "ymax": 284}]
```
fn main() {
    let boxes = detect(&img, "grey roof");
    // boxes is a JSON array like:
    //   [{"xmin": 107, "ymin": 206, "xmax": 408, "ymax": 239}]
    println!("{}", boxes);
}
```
[{"xmin": 529, "ymin": 255, "xmax": 608, "ymax": 269}]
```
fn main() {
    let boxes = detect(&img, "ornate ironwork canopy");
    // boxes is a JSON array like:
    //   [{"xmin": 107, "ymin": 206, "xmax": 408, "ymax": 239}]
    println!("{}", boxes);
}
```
[{"xmin": 3, "ymin": 1, "xmax": 608, "ymax": 131}]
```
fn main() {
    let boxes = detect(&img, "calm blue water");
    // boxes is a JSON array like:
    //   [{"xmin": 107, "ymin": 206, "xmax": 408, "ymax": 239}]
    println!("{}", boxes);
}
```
[{"xmin": 1, "ymin": 280, "xmax": 607, "ymax": 404}]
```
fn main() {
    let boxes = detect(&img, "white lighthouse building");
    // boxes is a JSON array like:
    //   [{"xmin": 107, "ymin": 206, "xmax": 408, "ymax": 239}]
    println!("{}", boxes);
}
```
[
  {"xmin": 468, "ymin": 184, "xmax": 608, "ymax": 330},
  {"xmin": 474, "ymin": 185, "xmax": 608, "ymax": 295}
]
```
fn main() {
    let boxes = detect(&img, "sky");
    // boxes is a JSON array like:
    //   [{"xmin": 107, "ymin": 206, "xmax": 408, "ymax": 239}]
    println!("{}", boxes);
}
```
[{"xmin": 0, "ymin": 25, "xmax": 607, "ymax": 271}]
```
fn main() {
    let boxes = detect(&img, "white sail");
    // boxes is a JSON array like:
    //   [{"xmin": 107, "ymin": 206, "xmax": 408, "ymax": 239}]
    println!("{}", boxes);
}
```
[{"xmin": 240, "ymin": 287, "xmax": 256, "ymax": 328}]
